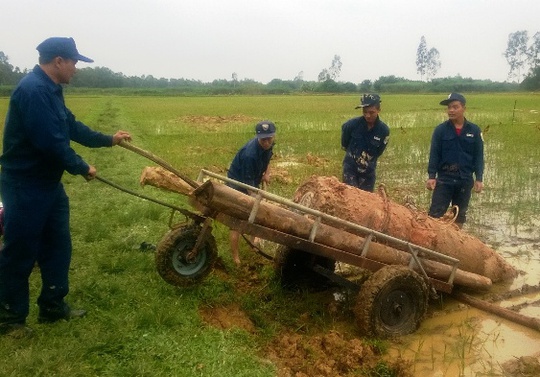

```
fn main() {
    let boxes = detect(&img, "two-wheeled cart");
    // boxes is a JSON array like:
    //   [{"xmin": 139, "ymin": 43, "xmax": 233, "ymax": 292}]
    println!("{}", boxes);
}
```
[
  {"xmin": 98, "ymin": 142, "xmax": 539, "ymax": 337},
  {"xmin": 144, "ymin": 167, "xmax": 465, "ymax": 338}
]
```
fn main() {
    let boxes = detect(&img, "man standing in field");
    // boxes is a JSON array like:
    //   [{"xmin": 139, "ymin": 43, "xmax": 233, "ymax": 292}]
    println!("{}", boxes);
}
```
[
  {"xmin": 0, "ymin": 37, "xmax": 132, "ymax": 337},
  {"xmin": 426, "ymin": 93, "xmax": 484, "ymax": 228},
  {"xmin": 341, "ymin": 93, "xmax": 390, "ymax": 192},
  {"xmin": 227, "ymin": 121, "xmax": 275, "ymax": 266}
]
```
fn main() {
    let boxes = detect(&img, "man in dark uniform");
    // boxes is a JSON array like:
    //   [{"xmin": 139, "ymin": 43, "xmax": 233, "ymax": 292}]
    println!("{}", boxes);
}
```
[
  {"xmin": 0, "ymin": 37, "xmax": 132, "ymax": 337},
  {"xmin": 227, "ymin": 121, "xmax": 275, "ymax": 265},
  {"xmin": 341, "ymin": 93, "xmax": 390, "ymax": 192},
  {"xmin": 426, "ymin": 93, "xmax": 484, "ymax": 228}
]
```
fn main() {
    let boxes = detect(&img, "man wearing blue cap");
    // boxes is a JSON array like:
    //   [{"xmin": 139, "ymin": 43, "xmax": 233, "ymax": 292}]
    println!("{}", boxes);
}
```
[
  {"xmin": 227, "ymin": 121, "xmax": 276, "ymax": 265},
  {"xmin": 341, "ymin": 93, "xmax": 390, "ymax": 192},
  {"xmin": 426, "ymin": 93, "xmax": 484, "ymax": 228},
  {"xmin": 0, "ymin": 37, "xmax": 132, "ymax": 336}
]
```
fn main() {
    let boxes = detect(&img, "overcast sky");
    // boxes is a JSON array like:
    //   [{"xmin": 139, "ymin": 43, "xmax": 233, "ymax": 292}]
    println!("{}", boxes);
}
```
[{"xmin": 1, "ymin": 0, "xmax": 539, "ymax": 84}]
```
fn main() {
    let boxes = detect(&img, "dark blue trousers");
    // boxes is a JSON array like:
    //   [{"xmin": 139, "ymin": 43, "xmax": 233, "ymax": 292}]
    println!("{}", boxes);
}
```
[
  {"xmin": 428, "ymin": 176, "xmax": 474, "ymax": 224},
  {"xmin": 343, "ymin": 169, "xmax": 376, "ymax": 192},
  {"xmin": 0, "ymin": 174, "xmax": 71, "ymax": 324}
]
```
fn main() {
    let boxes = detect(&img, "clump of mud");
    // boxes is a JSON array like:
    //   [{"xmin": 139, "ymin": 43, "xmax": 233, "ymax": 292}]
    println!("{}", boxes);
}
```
[
  {"xmin": 172, "ymin": 114, "xmax": 256, "ymax": 131},
  {"xmin": 485, "ymin": 283, "xmax": 540, "ymax": 302},
  {"xmin": 199, "ymin": 301, "xmax": 412, "ymax": 377},
  {"xmin": 265, "ymin": 330, "xmax": 412, "ymax": 377},
  {"xmin": 200, "ymin": 257, "xmax": 410, "ymax": 375},
  {"xmin": 502, "ymin": 354, "xmax": 540, "ymax": 377},
  {"xmin": 199, "ymin": 303, "xmax": 256, "ymax": 333},
  {"xmin": 293, "ymin": 175, "xmax": 517, "ymax": 283}
]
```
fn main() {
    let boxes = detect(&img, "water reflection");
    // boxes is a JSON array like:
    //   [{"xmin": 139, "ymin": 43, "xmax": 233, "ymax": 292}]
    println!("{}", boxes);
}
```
[{"xmin": 389, "ymin": 213, "xmax": 540, "ymax": 376}]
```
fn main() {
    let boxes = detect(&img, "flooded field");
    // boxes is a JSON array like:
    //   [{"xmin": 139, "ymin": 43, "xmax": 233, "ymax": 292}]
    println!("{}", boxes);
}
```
[
  {"xmin": 383, "ymin": 98, "xmax": 540, "ymax": 376},
  {"xmin": 389, "ymin": 214, "xmax": 540, "ymax": 376}
]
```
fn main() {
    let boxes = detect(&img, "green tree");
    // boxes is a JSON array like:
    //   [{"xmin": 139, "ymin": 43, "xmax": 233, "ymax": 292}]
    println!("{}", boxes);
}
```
[
  {"xmin": 527, "ymin": 32, "xmax": 540, "ymax": 71},
  {"xmin": 231, "ymin": 72, "xmax": 238, "ymax": 89},
  {"xmin": 520, "ymin": 32, "xmax": 540, "ymax": 90},
  {"xmin": 373, "ymin": 75, "xmax": 401, "ymax": 91},
  {"xmin": 359, "ymin": 79, "xmax": 372, "ymax": 92},
  {"xmin": 318, "ymin": 55, "xmax": 342, "ymax": 82},
  {"xmin": 72, "ymin": 66, "xmax": 125, "ymax": 87},
  {"xmin": 520, "ymin": 66, "xmax": 540, "ymax": 90},
  {"xmin": 340, "ymin": 81, "xmax": 358, "ymax": 92},
  {"xmin": 416, "ymin": 36, "xmax": 428, "ymax": 81},
  {"xmin": 317, "ymin": 69, "xmax": 328, "ymax": 82},
  {"xmin": 504, "ymin": 30, "xmax": 529, "ymax": 82},
  {"xmin": 328, "ymin": 55, "xmax": 342, "ymax": 80},
  {"xmin": 315, "ymin": 79, "xmax": 340, "ymax": 92},
  {"xmin": 0, "ymin": 51, "xmax": 20, "ymax": 85},
  {"xmin": 416, "ymin": 36, "xmax": 441, "ymax": 81},
  {"xmin": 426, "ymin": 48, "xmax": 441, "ymax": 81}
]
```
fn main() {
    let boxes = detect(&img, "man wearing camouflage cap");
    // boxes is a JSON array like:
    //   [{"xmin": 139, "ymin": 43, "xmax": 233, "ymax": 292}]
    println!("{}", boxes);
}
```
[{"xmin": 341, "ymin": 93, "xmax": 390, "ymax": 192}]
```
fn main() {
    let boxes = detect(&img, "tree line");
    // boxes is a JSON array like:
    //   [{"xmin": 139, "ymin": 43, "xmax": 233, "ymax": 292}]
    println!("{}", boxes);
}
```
[
  {"xmin": 503, "ymin": 30, "xmax": 540, "ymax": 89},
  {"xmin": 414, "ymin": 31, "xmax": 540, "ymax": 90},
  {"xmin": 1, "ymin": 30, "xmax": 539, "ymax": 95}
]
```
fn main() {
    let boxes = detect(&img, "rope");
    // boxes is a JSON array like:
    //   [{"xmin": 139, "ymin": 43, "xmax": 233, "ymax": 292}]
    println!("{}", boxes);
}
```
[
  {"xmin": 94, "ymin": 175, "xmax": 203, "ymax": 222},
  {"xmin": 437, "ymin": 205, "xmax": 459, "ymax": 228},
  {"xmin": 411, "ymin": 205, "xmax": 460, "ymax": 231},
  {"xmin": 377, "ymin": 183, "xmax": 391, "ymax": 233},
  {"xmin": 241, "ymin": 234, "xmax": 274, "ymax": 261}
]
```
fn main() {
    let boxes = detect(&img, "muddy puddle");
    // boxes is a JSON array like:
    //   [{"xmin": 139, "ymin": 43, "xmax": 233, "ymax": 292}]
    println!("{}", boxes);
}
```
[
  {"xmin": 388, "ymin": 214, "xmax": 540, "ymax": 376},
  {"xmin": 199, "ymin": 176, "xmax": 539, "ymax": 376}
]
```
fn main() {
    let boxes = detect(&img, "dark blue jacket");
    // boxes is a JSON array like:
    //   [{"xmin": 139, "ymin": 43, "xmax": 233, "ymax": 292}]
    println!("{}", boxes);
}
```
[
  {"xmin": 0, "ymin": 65, "xmax": 113, "ymax": 184},
  {"xmin": 227, "ymin": 137, "xmax": 273, "ymax": 191},
  {"xmin": 427, "ymin": 119, "xmax": 484, "ymax": 181},
  {"xmin": 341, "ymin": 116, "xmax": 390, "ymax": 176}
]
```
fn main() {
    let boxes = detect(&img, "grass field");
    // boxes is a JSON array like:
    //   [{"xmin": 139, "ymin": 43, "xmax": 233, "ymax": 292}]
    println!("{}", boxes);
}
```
[{"xmin": 0, "ymin": 93, "xmax": 539, "ymax": 376}]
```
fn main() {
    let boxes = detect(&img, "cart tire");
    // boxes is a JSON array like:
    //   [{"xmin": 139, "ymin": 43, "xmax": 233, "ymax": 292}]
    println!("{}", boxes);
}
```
[
  {"xmin": 354, "ymin": 265, "xmax": 428, "ymax": 338},
  {"xmin": 274, "ymin": 246, "xmax": 336, "ymax": 290},
  {"xmin": 155, "ymin": 224, "xmax": 217, "ymax": 287}
]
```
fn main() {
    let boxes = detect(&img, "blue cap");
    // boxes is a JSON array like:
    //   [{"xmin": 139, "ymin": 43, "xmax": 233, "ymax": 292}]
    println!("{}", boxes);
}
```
[
  {"xmin": 36, "ymin": 37, "xmax": 94, "ymax": 63},
  {"xmin": 355, "ymin": 93, "xmax": 381, "ymax": 109},
  {"xmin": 440, "ymin": 92, "xmax": 466, "ymax": 105},
  {"xmin": 255, "ymin": 121, "xmax": 276, "ymax": 139}
]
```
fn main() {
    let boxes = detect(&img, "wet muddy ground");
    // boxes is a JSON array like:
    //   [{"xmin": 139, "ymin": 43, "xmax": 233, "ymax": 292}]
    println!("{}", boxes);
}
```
[
  {"xmin": 198, "ymin": 203, "xmax": 540, "ymax": 376},
  {"xmin": 389, "ymin": 214, "xmax": 540, "ymax": 376},
  {"xmin": 146, "ymin": 101, "xmax": 540, "ymax": 375}
]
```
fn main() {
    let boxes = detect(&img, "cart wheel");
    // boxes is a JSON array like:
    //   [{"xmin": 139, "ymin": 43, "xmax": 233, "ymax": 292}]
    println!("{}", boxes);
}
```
[
  {"xmin": 155, "ymin": 224, "xmax": 217, "ymax": 287},
  {"xmin": 354, "ymin": 265, "xmax": 428, "ymax": 338},
  {"xmin": 274, "ymin": 246, "xmax": 336, "ymax": 290}
]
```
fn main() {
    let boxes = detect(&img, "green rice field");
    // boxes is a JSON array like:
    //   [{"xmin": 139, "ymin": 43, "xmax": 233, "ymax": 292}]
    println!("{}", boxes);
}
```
[{"xmin": 0, "ymin": 93, "xmax": 539, "ymax": 376}]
